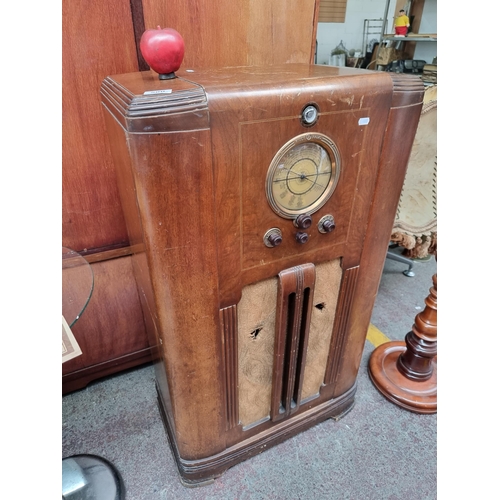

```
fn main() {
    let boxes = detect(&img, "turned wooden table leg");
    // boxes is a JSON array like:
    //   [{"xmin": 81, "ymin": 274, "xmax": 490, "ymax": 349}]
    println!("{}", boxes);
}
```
[{"xmin": 368, "ymin": 274, "xmax": 437, "ymax": 414}]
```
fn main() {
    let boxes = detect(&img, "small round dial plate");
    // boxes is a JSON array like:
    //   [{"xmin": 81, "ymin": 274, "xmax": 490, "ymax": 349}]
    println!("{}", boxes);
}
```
[
  {"xmin": 302, "ymin": 105, "xmax": 318, "ymax": 125},
  {"xmin": 266, "ymin": 133, "xmax": 341, "ymax": 219}
]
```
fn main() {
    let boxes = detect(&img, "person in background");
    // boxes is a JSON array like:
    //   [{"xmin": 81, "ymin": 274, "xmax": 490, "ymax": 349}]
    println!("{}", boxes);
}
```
[{"xmin": 394, "ymin": 9, "xmax": 410, "ymax": 36}]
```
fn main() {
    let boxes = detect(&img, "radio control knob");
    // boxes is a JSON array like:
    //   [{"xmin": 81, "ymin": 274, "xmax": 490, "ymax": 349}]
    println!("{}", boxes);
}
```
[
  {"xmin": 264, "ymin": 228, "xmax": 283, "ymax": 248},
  {"xmin": 295, "ymin": 232, "xmax": 309, "ymax": 244},
  {"xmin": 268, "ymin": 233, "xmax": 282, "ymax": 247},
  {"xmin": 321, "ymin": 219, "xmax": 335, "ymax": 232},
  {"xmin": 294, "ymin": 214, "xmax": 312, "ymax": 229},
  {"xmin": 318, "ymin": 215, "xmax": 335, "ymax": 234}
]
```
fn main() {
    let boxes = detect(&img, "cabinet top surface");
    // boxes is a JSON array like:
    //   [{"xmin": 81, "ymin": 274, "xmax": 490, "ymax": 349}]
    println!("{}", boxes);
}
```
[{"xmin": 104, "ymin": 63, "xmax": 389, "ymax": 97}]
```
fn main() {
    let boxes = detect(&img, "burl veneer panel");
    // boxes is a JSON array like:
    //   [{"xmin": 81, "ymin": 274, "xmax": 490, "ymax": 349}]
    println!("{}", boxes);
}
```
[
  {"xmin": 302, "ymin": 259, "xmax": 343, "ymax": 400},
  {"xmin": 141, "ymin": 0, "xmax": 319, "ymax": 68},
  {"xmin": 62, "ymin": 0, "xmax": 139, "ymax": 251},
  {"xmin": 237, "ymin": 276, "xmax": 279, "ymax": 427}
]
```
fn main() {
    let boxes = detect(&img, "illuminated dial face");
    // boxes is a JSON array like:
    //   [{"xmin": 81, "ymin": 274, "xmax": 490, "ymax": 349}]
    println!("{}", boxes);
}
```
[{"xmin": 266, "ymin": 133, "xmax": 340, "ymax": 218}]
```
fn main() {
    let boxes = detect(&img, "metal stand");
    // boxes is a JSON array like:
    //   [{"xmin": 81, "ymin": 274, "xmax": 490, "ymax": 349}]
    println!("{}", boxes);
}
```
[
  {"xmin": 386, "ymin": 248, "xmax": 415, "ymax": 277},
  {"xmin": 62, "ymin": 455, "xmax": 125, "ymax": 500},
  {"xmin": 362, "ymin": 19, "xmax": 384, "ymax": 56}
]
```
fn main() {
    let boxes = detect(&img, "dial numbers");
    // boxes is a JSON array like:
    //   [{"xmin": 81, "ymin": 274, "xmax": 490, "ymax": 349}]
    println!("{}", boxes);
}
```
[{"xmin": 266, "ymin": 134, "xmax": 341, "ymax": 218}]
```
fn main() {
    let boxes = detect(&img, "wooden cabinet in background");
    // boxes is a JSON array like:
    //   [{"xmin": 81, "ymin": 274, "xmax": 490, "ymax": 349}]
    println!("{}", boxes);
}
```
[
  {"xmin": 62, "ymin": 0, "xmax": 320, "ymax": 393},
  {"xmin": 62, "ymin": 254, "xmax": 151, "ymax": 393}
]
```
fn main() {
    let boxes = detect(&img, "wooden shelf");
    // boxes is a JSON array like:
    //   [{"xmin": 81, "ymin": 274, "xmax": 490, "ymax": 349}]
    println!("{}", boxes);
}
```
[{"xmin": 382, "ymin": 34, "xmax": 437, "ymax": 42}]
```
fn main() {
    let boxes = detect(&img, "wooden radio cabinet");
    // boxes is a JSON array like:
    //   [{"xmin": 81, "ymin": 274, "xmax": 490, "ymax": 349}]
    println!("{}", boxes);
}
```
[{"xmin": 100, "ymin": 64, "xmax": 423, "ymax": 485}]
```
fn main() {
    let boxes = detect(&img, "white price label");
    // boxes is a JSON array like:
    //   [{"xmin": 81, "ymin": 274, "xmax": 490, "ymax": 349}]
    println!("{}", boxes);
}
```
[{"xmin": 143, "ymin": 89, "xmax": 173, "ymax": 95}]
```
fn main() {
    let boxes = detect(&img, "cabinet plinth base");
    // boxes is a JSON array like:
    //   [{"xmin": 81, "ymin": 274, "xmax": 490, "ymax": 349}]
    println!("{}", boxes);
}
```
[
  {"xmin": 368, "ymin": 341, "xmax": 437, "ymax": 414},
  {"xmin": 156, "ymin": 383, "xmax": 356, "ymax": 486}
]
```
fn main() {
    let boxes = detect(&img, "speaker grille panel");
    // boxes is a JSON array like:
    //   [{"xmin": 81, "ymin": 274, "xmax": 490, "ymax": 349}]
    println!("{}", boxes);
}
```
[
  {"xmin": 237, "ymin": 277, "xmax": 278, "ymax": 427},
  {"xmin": 236, "ymin": 259, "xmax": 342, "ymax": 428},
  {"xmin": 301, "ymin": 259, "xmax": 343, "ymax": 400}
]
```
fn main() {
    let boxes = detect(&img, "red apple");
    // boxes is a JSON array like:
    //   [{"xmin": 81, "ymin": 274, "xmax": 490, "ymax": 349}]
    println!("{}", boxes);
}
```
[{"xmin": 140, "ymin": 26, "xmax": 185, "ymax": 78}]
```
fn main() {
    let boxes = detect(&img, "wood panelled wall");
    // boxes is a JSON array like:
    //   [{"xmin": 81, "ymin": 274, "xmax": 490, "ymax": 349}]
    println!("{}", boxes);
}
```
[
  {"xmin": 62, "ymin": 0, "xmax": 320, "ymax": 393},
  {"xmin": 142, "ymin": 0, "xmax": 319, "ymax": 68},
  {"xmin": 62, "ymin": 0, "xmax": 138, "ymax": 252}
]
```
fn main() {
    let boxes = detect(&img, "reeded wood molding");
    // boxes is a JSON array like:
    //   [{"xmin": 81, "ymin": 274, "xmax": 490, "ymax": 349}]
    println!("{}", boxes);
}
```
[
  {"xmin": 220, "ymin": 305, "xmax": 239, "ymax": 430},
  {"xmin": 390, "ymin": 73, "xmax": 424, "ymax": 92},
  {"xmin": 271, "ymin": 264, "xmax": 315, "ymax": 421},
  {"xmin": 389, "ymin": 73, "xmax": 425, "ymax": 107},
  {"xmin": 324, "ymin": 265, "xmax": 359, "ymax": 385},
  {"xmin": 100, "ymin": 76, "xmax": 208, "ymax": 131}
]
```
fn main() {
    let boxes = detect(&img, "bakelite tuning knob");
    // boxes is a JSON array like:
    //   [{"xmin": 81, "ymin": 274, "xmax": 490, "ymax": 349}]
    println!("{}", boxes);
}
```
[
  {"xmin": 264, "ymin": 228, "xmax": 283, "ymax": 248},
  {"xmin": 321, "ymin": 219, "xmax": 335, "ymax": 232},
  {"xmin": 294, "ymin": 214, "xmax": 313, "ymax": 229},
  {"xmin": 318, "ymin": 215, "xmax": 336, "ymax": 233},
  {"xmin": 295, "ymin": 232, "xmax": 309, "ymax": 244}
]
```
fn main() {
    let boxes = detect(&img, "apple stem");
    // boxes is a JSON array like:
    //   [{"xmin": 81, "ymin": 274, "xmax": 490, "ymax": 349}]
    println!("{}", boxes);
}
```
[{"xmin": 159, "ymin": 72, "xmax": 176, "ymax": 80}]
